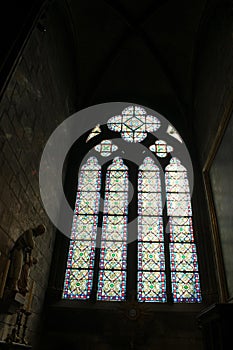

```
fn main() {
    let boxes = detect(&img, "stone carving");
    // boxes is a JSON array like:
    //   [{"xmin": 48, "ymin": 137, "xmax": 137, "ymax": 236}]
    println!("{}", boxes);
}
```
[
  {"xmin": 7, "ymin": 224, "xmax": 46, "ymax": 295},
  {"xmin": 18, "ymin": 254, "xmax": 37, "ymax": 296}
]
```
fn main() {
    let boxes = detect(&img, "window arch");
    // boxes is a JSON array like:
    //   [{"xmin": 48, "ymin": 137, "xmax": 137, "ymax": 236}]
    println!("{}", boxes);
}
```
[{"xmin": 63, "ymin": 105, "xmax": 202, "ymax": 303}]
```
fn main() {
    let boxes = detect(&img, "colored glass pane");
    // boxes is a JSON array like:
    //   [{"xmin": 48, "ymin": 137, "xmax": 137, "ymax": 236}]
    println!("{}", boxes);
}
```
[
  {"xmin": 166, "ymin": 193, "xmax": 192, "ymax": 216},
  {"xmin": 102, "ymin": 215, "xmax": 127, "ymax": 241},
  {"xmin": 138, "ymin": 192, "xmax": 162, "ymax": 216},
  {"xmin": 165, "ymin": 157, "xmax": 186, "ymax": 172},
  {"xmin": 99, "ymin": 241, "xmax": 127, "ymax": 270},
  {"xmin": 165, "ymin": 157, "xmax": 201, "ymax": 303},
  {"xmin": 165, "ymin": 171, "xmax": 190, "ymax": 193},
  {"xmin": 63, "ymin": 269, "xmax": 93, "ymax": 300},
  {"xmin": 171, "ymin": 272, "xmax": 201, "ymax": 303},
  {"xmin": 138, "ymin": 216, "xmax": 163, "ymax": 242},
  {"xmin": 138, "ymin": 242, "xmax": 165, "ymax": 270},
  {"xmin": 75, "ymin": 191, "xmax": 100, "ymax": 215},
  {"xmin": 150, "ymin": 140, "xmax": 173, "ymax": 158},
  {"xmin": 95, "ymin": 140, "xmax": 118, "ymax": 157},
  {"xmin": 98, "ymin": 271, "xmax": 127, "ymax": 301},
  {"xmin": 71, "ymin": 214, "xmax": 98, "ymax": 240},
  {"xmin": 104, "ymin": 191, "xmax": 128, "ymax": 215},
  {"xmin": 138, "ymin": 171, "xmax": 161, "ymax": 192},
  {"xmin": 169, "ymin": 217, "xmax": 194, "ymax": 242},
  {"xmin": 63, "ymin": 157, "xmax": 101, "ymax": 300},
  {"xmin": 67, "ymin": 240, "xmax": 95, "ymax": 269},
  {"xmin": 107, "ymin": 106, "xmax": 160, "ymax": 143},
  {"xmin": 170, "ymin": 243, "xmax": 198, "ymax": 271},
  {"xmin": 137, "ymin": 157, "xmax": 166, "ymax": 302},
  {"xmin": 97, "ymin": 157, "xmax": 128, "ymax": 301},
  {"xmin": 138, "ymin": 271, "xmax": 166, "ymax": 302}
]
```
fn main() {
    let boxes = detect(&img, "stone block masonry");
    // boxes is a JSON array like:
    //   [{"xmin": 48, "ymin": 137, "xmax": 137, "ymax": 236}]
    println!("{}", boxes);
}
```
[{"xmin": 0, "ymin": 1, "xmax": 78, "ymax": 347}]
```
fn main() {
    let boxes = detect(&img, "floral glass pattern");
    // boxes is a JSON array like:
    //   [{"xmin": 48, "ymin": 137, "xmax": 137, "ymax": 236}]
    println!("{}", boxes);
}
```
[
  {"xmin": 107, "ymin": 106, "xmax": 160, "ymax": 143},
  {"xmin": 137, "ymin": 157, "xmax": 166, "ymax": 302},
  {"xmin": 63, "ymin": 157, "xmax": 101, "ymax": 299},
  {"xmin": 149, "ymin": 140, "xmax": 173, "ymax": 158},
  {"xmin": 97, "ymin": 157, "xmax": 128, "ymax": 301},
  {"xmin": 165, "ymin": 158, "xmax": 201, "ymax": 302},
  {"xmin": 95, "ymin": 140, "xmax": 118, "ymax": 157}
]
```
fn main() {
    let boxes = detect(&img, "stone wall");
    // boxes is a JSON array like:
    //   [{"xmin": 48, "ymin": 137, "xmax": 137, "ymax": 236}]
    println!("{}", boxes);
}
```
[
  {"xmin": 0, "ymin": 0, "xmax": 78, "ymax": 346},
  {"xmin": 194, "ymin": 2, "xmax": 233, "ymax": 166},
  {"xmin": 193, "ymin": 1, "xmax": 233, "ymax": 301}
]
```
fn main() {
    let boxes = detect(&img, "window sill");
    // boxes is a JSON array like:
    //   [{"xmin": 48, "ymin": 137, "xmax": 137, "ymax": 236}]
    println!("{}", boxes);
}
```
[{"xmin": 47, "ymin": 298, "xmax": 204, "ymax": 313}]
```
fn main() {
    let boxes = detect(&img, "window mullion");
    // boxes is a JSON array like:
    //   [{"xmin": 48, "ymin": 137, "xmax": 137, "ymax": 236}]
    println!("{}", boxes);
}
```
[{"xmin": 126, "ymin": 163, "xmax": 138, "ymax": 300}]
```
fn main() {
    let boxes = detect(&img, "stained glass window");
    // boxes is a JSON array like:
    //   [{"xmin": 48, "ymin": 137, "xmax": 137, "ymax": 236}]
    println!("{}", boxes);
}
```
[
  {"xmin": 149, "ymin": 140, "xmax": 173, "ymax": 158},
  {"xmin": 107, "ymin": 106, "xmax": 160, "ymax": 143},
  {"xmin": 137, "ymin": 157, "xmax": 166, "ymax": 302},
  {"xmin": 97, "ymin": 157, "xmax": 128, "ymax": 300},
  {"xmin": 63, "ymin": 105, "xmax": 202, "ymax": 304},
  {"xmin": 63, "ymin": 157, "xmax": 101, "ymax": 299},
  {"xmin": 167, "ymin": 124, "xmax": 183, "ymax": 143},
  {"xmin": 165, "ymin": 158, "xmax": 201, "ymax": 302},
  {"xmin": 95, "ymin": 140, "xmax": 118, "ymax": 157}
]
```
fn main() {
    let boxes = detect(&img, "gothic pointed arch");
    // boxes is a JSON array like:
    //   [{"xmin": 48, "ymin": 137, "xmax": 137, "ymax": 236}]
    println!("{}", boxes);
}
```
[{"xmin": 62, "ymin": 104, "xmax": 202, "ymax": 303}]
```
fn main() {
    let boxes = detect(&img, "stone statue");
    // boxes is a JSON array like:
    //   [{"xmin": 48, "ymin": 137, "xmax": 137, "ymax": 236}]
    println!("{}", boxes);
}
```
[
  {"xmin": 18, "ymin": 253, "xmax": 38, "ymax": 296},
  {"xmin": 7, "ymin": 224, "xmax": 46, "ymax": 294}
]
